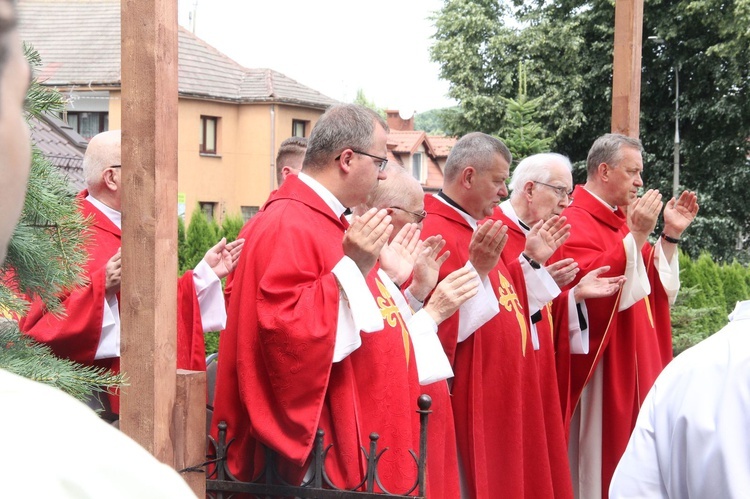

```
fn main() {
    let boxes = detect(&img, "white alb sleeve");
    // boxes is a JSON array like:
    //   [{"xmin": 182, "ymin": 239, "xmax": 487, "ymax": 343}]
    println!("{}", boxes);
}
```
[
  {"xmin": 330, "ymin": 256, "xmax": 384, "ymax": 362},
  {"xmin": 193, "ymin": 259, "xmax": 227, "ymax": 332},
  {"xmin": 457, "ymin": 261, "xmax": 500, "ymax": 342},
  {"xmin": 618, "ymin": 234, "xmax": 651, "ymax": 311},
  {"xmin": 94, "ymin": 293, "xmax": 120, "ymax": 360}
]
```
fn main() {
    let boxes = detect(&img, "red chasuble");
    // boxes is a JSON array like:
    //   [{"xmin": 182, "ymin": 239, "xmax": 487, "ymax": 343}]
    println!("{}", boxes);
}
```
[
  {"xmin": 20, "ymin": 191, "xmax": 206, "ymax": 413},
  {"xmin": 489, "ymin": 206, "xmax": 574, "ymax": 495},
  {"xmin": 422, "ymin": 195, "xmax": 567, "ymax": 498},
  {"xmin": 554, "ymin": 186, "xmax": 674, "ymax": 498},
  {"xmin": 210, "ymin": 175, "xmax": 423, "ymax": 494}
]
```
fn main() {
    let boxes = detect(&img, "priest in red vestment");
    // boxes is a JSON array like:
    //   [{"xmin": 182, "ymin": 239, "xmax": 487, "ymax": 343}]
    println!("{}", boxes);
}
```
[
  {"xmin": 490, "ymin": 152, "xmax": 626, "ymax": 497},
  {"xmin": 20, "ymin": 130, "xmax": 242, "ymax": 416},
  {"xmin": 210, "ymin": 105, "xmax": 440, "ymax": 494},
  {"xmin": 421, "ymin": 132, "xmax": 573, "ymax": 498},
  {"xmin": 491, "ymin": 153, "xmax": 625, "ymax": 433},
  {"xmin": 553, "ymin": 134, "xmax": 698, "ymax": 499},
  {"xmin": 353, "ymin": 164, "xmax": 483, "ymax": 499}
]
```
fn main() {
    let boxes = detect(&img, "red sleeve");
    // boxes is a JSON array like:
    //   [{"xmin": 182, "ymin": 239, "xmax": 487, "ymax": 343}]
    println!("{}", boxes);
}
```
[
  {"xmin": 176, "ymin": 270, "xmax": 206, "ymax": 371},
  {"xmin": 20, "ymin": 256, "xmax": 108, "ymax": 364},
  {"xmin": 214, "ymin": 202, "xmax": 343, "ymax": 468}
]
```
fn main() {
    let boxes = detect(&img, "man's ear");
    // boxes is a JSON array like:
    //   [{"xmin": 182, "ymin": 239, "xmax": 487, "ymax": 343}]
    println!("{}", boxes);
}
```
[
  {"xmin": 599, "ymin": 162, "xmax": 610, "ymax": 181},
  {"xmin": 281, "ymin": 166, "xmax": 294, "ymax": 180},
  {"xmin": 460, "ymin": 166, "xmax": 476, "ymax": 189},
  {"xmin": 102, "ymin": 168, "xmax": 118, "ymax": 191},
  {"xmin": 338, "ymin": 150, "xmax": 355, "ymax": 174},
  {"xmin": 524, "ymin": 180, "xmax": 535, "ymax": 198}
]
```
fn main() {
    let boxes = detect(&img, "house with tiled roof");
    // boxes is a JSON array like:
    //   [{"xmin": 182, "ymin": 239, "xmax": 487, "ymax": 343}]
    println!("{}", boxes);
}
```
[
  {"xmin": 385, "ymin": 110, "xmax": 456, "ymax": 193},
  {"xmin": 18, "ymin": 0, "xmax": 338, "ymax": 222},
  {"xmin": 29, "ymin": 113, "xmax": 88, "ymax": 192}
]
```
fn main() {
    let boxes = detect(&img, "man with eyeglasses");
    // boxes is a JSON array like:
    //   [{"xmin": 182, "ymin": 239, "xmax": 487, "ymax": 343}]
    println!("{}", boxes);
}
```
[
  {"xmin": 420, "ymin": 132, "xmax": 573, "ymax": 498},
  {"xmin": 491, "ymin": 152, "xmax": 626, "ymax": 489},
  {"xmin": 20, "ymin": 130, "xmax": 243, "ymax": 418},
  {"xmin": 211, "ymin": 104, "xmax": 434, "ymax": 493},
  {"xmin": 553, "ymin": 133, "xmax": 699, "ymax": 499},
  {"xmin": 352, "ymin": 164, "xmax": 484, "ymax": 498}
]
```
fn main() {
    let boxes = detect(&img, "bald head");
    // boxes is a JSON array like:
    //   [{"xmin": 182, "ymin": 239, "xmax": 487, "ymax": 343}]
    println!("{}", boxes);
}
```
[
  {"xmin": 83, "ymin": 130, "xmax": 122, "ymax": 209},
  {"xmin": 354, "ymin": 164, "xmax": 425, "ymax": 238}
]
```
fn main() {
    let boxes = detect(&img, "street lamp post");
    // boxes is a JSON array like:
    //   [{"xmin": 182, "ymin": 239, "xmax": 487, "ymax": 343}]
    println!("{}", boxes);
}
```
[{"xmin": 648, "ymin": 36, "xmax": 680, "ymax": 198}]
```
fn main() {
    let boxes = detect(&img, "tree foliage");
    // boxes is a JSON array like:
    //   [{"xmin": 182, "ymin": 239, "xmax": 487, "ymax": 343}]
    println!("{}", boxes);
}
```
[
  {"xmin": 499, "ymin": 62, "xmax": 552, "ymax": 161},
  {"xmin": 0, "ymin": 45, "xmax": 123, "ymax": 399},
  {"xmin": 352, "ymin": 89, "xmax": 386, "ymax": 118},
  {"xmin": 431, "ymin": 0, "xmax": 750, "ymax": 260}
]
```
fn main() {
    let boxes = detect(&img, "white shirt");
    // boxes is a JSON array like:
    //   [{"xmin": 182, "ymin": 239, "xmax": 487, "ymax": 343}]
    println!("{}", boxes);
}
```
[
  {"xmin": 88, "ymin": 194, "xmax": 227, "ymax": 359},
  {"xmin": 609, "ymin": 300, "xmax": 750, "ymax": 498},
  {"xmin": 0, "ymin": 368, "xmax": 197, "ymax": 498}
]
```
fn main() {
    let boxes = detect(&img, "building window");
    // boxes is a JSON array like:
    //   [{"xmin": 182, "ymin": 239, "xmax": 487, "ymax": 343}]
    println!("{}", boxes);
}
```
[
  {"xmin": 66, "ymin": 111, "xmax": 109, "ymax": 140},
  {"xmin": 199, "ymin": 201, "xmax": 217, "ymax": 223},
  {"xmin": 200, "ymin": 116, "xmax": 219, "ymax": 154},
  {"xmin": 412, "ymin": 152, "xmax": 424, "ymax": 183},
  {"xmin": 241, "ymin": 206, "xmax": 260, "ymax": 222},
  {"xmin": 292, "ymin": 119, "xmax": 308, "ymax": 138}
]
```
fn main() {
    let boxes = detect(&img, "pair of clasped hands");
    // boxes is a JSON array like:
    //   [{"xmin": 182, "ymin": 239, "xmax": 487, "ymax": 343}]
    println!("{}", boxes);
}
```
[{"xmin": 341, "ymin": 201, "xmax": 649, "ymax": 324}]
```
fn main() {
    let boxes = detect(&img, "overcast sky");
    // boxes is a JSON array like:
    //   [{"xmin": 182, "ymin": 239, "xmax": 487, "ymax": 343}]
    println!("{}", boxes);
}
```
[{"xmin": 176, "ymin": 0, "xmax": 456, "ymax": 115}]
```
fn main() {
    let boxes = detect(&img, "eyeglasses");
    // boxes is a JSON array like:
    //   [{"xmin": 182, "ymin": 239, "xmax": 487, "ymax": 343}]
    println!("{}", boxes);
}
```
[
  {"xmin": 390, "ymin": 206, "xmax": 427, "ymax": 223},
  {"xmin": 110, "ymin": 165, "xmax": 121, "ymax": 168},
  {"xmin": 335, "ymin": 149, "xmax": 388, "ymax": 172},
  {"xmin": 534, "ymin": 181, "xmax": 574, "ymax": 201}
]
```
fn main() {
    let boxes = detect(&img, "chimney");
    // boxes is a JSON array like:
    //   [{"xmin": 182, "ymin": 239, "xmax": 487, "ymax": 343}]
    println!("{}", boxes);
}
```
[{"xmin": 386, "ymin": 110, "xmax": 414, "ymax": 131}]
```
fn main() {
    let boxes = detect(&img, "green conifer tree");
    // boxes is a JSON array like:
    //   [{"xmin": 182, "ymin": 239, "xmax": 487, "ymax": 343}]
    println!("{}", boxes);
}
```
[
  {"xmin": 220, "ymin": 213, "xmax": 244, "ymax": 243},
  {"xmin": 0, "ymin": 45, "xmax": 123, "ymax": 399},
  {"xmin": 499, "ymin": 62, "xmax": 553, "ymax": 162},
  {"xmin": 182, "ymin": 205, "xmax": 219, "ymax": 271}
]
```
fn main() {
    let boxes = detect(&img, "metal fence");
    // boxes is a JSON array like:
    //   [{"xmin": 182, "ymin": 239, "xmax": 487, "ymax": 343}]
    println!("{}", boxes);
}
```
[{"xmin": 203, "ymin": 394, "xmax": 432, "ymax": 499}]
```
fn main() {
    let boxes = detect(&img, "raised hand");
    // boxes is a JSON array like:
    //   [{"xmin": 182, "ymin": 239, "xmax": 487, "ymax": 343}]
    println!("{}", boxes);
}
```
[
  {"xmin": 343, "ymin": 208, "xmax": 393, "ymax": 276},
  {"xmin": 663, "ymin": 190, "xmax": 699, "ymax": 238},
  {"xmin": 627, "ymin": 189, "xmax": 662, "ymax": 248},
  {"xmin": 469, "ymin": 220, "xmax": 507, "ymax": 279},
  {"xmin": 572, "ymin": 266, "xmax": 626, "ymax": 303},
  {"xmin": 408, "ymin": 235, "xmax": 450, "ymax": 302},
  {"xmin": 546, "ymin": 258, "xmax": 579, "ymax": 288},
  {"xmin": 105, "ymin": 248, "xmax": 122, "ymax": 294},
  {"xmin": 204, "ymin": 237, "xmax": 246, "ymax": 279},
  {"xmin": 524, "ymin": 215, "xmax": 570, "ymax": 265},
  {"xmin": 423, "ymin": 266, "xmax": 479, "ymax": 325},
  {"xmin": 380, "ymin": 223, "xmax": 422, "ymax": 285}
]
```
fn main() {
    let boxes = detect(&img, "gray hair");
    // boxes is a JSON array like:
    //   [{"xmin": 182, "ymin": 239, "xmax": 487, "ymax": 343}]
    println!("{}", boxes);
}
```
[
  {"xmin": 83, "ymin": 130, "xmax": 121, "ymax": 189},
  {"xmin": 509, "ymin": 153, "xmax": 572, "ymax": 197},
  {"xmin": 586, "ymin": 133, "xmax": 644, "ymax": 179},
  {"xmin": 275, "ymin": 136, "xmax": 307, "ymax": 185},
  {"xmin": 303, "ymin": 104, "xmax": 388, "ymax": 170},
  {"xmin": 443, "ymin": 132, "xmax": 512, "ymax": 183}
]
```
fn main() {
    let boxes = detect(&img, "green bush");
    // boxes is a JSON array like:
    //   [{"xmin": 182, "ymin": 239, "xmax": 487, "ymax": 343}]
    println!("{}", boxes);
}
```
[{"xmin": 672, "ymin": 251, "xmax": 749, "ymax": 354}]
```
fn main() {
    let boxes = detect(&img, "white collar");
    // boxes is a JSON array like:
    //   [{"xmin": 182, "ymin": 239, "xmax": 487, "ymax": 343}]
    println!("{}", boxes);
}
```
[
  {"xmin": 584, "ymin": 187, "xmax": 618, "ymax": 212},
  {"xmin": 86, "ymin": 194, "xmax": 121, "ymax": 230},
  {"xmin": 297, "ymin": 172, "xmax": 347, "ymax": 219},
  {"xmin": 499, "ymin": 200, "xmax": 528, "ymax": 234},
  {"xmin": 431, "ymin": 193, "xmax": 478, "ymax": 231}
]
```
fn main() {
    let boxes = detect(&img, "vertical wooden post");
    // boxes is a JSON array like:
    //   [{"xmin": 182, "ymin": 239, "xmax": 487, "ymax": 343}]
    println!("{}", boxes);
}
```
[
  {"xmin": 120, "ymin": 0, "xmax": 179, "ymax": 465},
  {"xmin": 174, "ymin": 370, "xmax": 207, "ymax": 497},
  {"xmin": 611, "ymin": 0, "xmax": 644, "ymax": 137}
]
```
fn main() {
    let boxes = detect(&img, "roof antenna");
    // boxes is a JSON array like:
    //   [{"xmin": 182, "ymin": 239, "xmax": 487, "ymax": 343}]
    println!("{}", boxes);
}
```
[{"xmin": 189, "ymin": 0, "xmax": 198, "ymax": 33}]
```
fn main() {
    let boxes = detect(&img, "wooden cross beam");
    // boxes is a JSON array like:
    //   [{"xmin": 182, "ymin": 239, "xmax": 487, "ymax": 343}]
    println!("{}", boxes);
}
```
[
  {"xmin": 120, "ymin": 1, "xmax": 205, "ymax": 495},
  {"xmin": 611, "ymin": 0, "xmax": 644, "ymax": 137}
]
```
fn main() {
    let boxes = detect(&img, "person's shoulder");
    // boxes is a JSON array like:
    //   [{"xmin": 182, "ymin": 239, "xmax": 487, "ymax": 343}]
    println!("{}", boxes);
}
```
[{"xmin": 0, "ymin": 369, "xmax": 197, "ymax": 498}]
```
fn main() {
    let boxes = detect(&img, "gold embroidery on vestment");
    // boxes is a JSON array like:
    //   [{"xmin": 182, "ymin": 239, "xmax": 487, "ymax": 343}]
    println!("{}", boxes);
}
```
[
  {"xmin": 375, "ymin": 278, "xmax": 410, "ymax": 364},
  {"xmin": 497, "ymin": 272, "xmax": 529, "ymax": 356}
]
